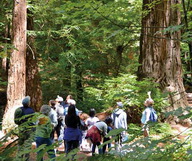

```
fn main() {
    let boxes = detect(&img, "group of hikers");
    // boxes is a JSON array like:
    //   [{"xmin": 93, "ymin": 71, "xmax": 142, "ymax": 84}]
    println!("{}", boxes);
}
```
[{"xmin": 14, "ymin": 92, "xmax": 157, "ymax": 160}]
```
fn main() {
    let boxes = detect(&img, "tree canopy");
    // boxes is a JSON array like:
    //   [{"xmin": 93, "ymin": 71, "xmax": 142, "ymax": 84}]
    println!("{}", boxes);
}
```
[{"xmin": 0, "ymin": 0, "xmax": 191, "ymax": 118}]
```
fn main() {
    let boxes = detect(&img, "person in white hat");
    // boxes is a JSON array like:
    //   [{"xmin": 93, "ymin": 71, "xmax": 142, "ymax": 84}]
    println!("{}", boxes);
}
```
[
  {"xmin": 141, "ymin": 95, "xmax": 157, "ymax": 137},
  {"xmin": 55, "ymin": 95, "xmax": 65, "ymax": 139}
]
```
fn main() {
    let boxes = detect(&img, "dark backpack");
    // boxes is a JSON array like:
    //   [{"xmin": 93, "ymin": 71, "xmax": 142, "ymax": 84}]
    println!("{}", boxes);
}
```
[{"xmin": 79, "ymin": 119, "xmax": 88, "ymax": 131}]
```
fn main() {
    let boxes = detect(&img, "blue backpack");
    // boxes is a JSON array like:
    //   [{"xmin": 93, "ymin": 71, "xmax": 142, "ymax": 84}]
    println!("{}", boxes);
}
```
[
  {"xmin": 141, "ymin": 107, "xmax": 157, "ymax": 124},
  {"xmin": 149, "ymin": 107, "xmax": 157, "ymax": 122}
]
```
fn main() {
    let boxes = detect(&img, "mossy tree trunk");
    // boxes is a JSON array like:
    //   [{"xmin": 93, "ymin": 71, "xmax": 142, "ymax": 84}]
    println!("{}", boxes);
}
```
[{"xmin": 138, "ymin": 0, "xmax": 188, "ymax": 112}]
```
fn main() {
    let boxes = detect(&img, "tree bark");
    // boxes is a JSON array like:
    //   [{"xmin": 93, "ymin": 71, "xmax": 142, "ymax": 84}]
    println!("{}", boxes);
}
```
[
  {"xmin": 26, "ymin": 9, "xmax": 42, "ymax": 112},
  {"xmin": 2, "ymin": 0, "xmax": 27, "ymax": 132},
  {"xmin": 114, "ymin": 45, "xmax": 124, "ymax": 76},
  {"xmin": 138, "ymin": 0, "xmax": 188, "ymax": 111},
  {"xmin": 75, "ymin": 66, "xmax": 83, "ymax": 102}
]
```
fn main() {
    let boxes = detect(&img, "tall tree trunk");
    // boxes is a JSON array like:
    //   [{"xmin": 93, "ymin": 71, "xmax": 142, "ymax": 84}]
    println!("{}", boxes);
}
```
[
  {"xmin": 114, "ymin": 45, "xmax": 124, "ymax": 76},
  {"xmin": 26, "ymin": 9, "xmax": 42, "ymax": 112},
  {"xmin": 138, "ymin": 0, "xmax": 188, "ymax": 111},
  {"xmin": 2, "ymin": 0, "xmax": 27, "ymax": 133},
  {"xmin": 63, "ymin": 65, "xmax": 71, "ymax": 95},
  {"xmin": 75, "ymin": 66, "xmax": 83, "ymax": 102}
]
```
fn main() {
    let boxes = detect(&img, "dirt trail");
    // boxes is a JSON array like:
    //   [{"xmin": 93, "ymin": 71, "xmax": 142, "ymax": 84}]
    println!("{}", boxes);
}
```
[{"xmin": 170, "ymin": 124, "xmax": 191, "ymax": 140}]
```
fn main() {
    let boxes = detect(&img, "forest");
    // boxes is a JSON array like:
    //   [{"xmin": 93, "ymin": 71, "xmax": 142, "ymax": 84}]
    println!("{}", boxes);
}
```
[{"xmin": 0, "ymin": 0, "xmax": 192, "ymax": 160}]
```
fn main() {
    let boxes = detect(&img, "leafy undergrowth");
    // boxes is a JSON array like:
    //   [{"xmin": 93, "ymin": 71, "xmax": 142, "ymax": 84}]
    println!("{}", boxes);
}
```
[
  {"xmin": 93, "ymin": 123, "xmax": 191, "ymax": 161},
  {"xmin": 0, "ymin": 107, "xmax": 191, "ymax": 161},
  {"xmin": 0, "ymin": 123, "xmax": 191, "ymax": 161}
]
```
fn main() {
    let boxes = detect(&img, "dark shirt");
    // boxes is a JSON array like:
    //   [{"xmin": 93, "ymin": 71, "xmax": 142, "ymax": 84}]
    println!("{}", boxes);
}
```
[
  {"xmin": 65, "ymin": 115, "xmax": 80, "ymax": 128},
  {"xmin": 14, "ymin": 106, "xmax": 35, "ymax": 125}
]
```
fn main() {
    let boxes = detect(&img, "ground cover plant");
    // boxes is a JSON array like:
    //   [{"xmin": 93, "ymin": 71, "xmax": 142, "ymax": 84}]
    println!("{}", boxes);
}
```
[{"xmin": 0, "ymin": 106, "xmax": 191, "ymax": 161}]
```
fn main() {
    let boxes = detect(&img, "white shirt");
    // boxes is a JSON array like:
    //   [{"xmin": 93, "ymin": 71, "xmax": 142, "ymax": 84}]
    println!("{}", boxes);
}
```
[
  {"xmin": 85, "ymin": 116, "xmax": 99, "ymax": 129},
  {"xmin": 141, "ymin": 107, "xmax": 153, "ymax": 124}
]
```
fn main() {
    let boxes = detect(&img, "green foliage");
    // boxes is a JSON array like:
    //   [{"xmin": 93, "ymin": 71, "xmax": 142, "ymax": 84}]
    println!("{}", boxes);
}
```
[
  {"xmin": 182, "ymin": 31, "xmax": 192, "ymax": 43},
  {"xmin": 0, "ymin": 0, "xmax": 191, "ymax": 109},
  {"xmin": 0, "ymin": 0, "xmax": 191, "ymax": 159},
  {"xmin": 100, "ymin": 104, "xmax": 191, "ymax": 160},
  {"xmin": 127, "ymin": 123, "xmax": 143, "ymax": 141},
  {"xmin": 0, "ymin": 108, "xmax": 191, "ymax": 161},
  {"xmin": 165, "ymin": 106, "xmax": 192, "ymax": 122},
  {"xmin": 0, "ymin": 0, "xmax": 12, "ymax": 60},
  {"xmin": 161, "ymin": 25, "xmax": 184, "ymax": 35},
  {"xmin": 95, "ymin": 121, "xmax": 191, "ymax": 161},
  {"xmin": 0, "ymin": 78, "xmax": 7, "ymax": 87},
  {"xmin": 103, "ymin": 129, "xmax": 191, "ymax": 160},
  {"xmin": 81, "ymin": 87, "xmax": 104, "ymax": 112},
  {"xmin": 83, "ymin": 73, "xmax": 169, "ymax": 113},
  {"xmin": 26, "ymin": 0, "xmax": 143, "ymax": 106},
  {"xmin": 127, "ymin": 123, "xmax": 174, "ymax": 141},
  {"xmin": 150, "ymin": 123, "xmax": 173, "ymax": 137},
  {"xmin": 0, "ymin": 139, "xmax": 17, "ymax": 161}
]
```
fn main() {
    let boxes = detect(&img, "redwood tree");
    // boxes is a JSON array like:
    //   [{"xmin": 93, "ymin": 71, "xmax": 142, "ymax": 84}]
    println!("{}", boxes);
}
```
[
  {"xmin": 2, "ymin": 0, "xmax": 27, "ymax": 132},
  {"xmin": 26, "ymin": 9, "xmax": 42, "ymax": 112},
  {"xmin": 138, "ymin": 0, "xmax": 188, "ymax": 111}
]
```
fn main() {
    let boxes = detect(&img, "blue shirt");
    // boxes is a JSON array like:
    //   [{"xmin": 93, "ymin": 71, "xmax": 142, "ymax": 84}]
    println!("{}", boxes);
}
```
[{"xmin": 64, "ymin": 127, "xmax": 82, "ymax": 141}]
